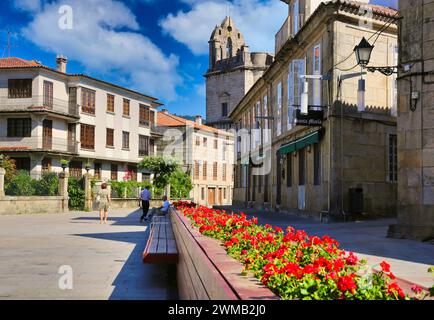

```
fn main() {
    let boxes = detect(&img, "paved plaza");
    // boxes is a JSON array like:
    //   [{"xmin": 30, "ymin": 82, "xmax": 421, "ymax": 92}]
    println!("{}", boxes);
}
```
[{"xmin": 0, "ymin": 209, "xmax": 177, "ymax": 300}]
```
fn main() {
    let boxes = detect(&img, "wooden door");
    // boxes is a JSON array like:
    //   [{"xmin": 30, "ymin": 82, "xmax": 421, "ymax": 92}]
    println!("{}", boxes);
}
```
[
  {"xmin": 208, "ymin": 188, "xmax": 215, "ymax": 206},
  {"xmin": 42, "ymin": 119, "xmax": 52, "ymax": 149},
  {"xmin": 276, "ymin": 153, "xmax": 282, "ymax": 205},
  {"xmin": 67, "ymin": 123, "xmax": 76, "ymax": 153},
  {"xmin": 218, "ymin": 188, "xmax": 222, "ymax": 205}
]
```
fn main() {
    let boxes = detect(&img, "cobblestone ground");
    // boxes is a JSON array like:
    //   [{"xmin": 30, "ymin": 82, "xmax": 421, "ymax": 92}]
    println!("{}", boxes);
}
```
[
  {"xmin": 0, "ymin": 209, "xmax": 177, "ymax": 300},
  {"xmin": 223, "ymin": 207, "xmax": 434, "ymax": 289}
]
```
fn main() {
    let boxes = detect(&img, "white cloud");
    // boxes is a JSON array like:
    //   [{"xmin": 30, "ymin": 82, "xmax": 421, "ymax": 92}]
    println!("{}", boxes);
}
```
[
  {"xmin": 160, "ymin": 0, "xmax": 287, "ymax": 55},
  {"xmin": 19, "ymin": 0, "xmax": 181, "ymax": 101},
  {"xmin": 14, "ymin": 0, "xmax": 42, "ymax": 12}
]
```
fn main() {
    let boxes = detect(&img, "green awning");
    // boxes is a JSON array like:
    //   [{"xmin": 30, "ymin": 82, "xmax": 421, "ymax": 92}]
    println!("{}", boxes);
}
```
[{"xmin": 278, "ymin": 131, "xmax": 320, "ymax": 155}]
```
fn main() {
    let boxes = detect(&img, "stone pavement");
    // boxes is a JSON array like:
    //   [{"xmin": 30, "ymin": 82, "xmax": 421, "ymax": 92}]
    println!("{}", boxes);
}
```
[
  {"xmin": 0, "ymin": 209, "xmax": 177, "ymax": 300},
  {"xmin": 223, "ymin": 207, "xmax": 434, "ymax": 289}
]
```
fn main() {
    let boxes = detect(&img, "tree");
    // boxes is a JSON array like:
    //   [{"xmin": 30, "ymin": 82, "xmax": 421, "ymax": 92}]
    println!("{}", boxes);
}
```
[
  {"xmin": 0, "ymin": 154, "xmax": 17, "ymax": 182},
  {"xmin": 139, "ymin": 156, "xmax": 180, "ymax": 190},
  {"xmin": 169, "ymin": 169, "xmax": 193, "ymax": 199}
]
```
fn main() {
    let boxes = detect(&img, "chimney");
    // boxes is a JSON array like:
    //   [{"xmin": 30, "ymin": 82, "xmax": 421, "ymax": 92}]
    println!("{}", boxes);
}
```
[
  {"xmin": 161, "ymin": 109, "xmax": 169, "ymax": 114},
  {"xmin": 195, "ymin": 115, "xmax": 202, "ymax": 125},
  {"xmin": 56, "ymin": 55, "xmax": 68, "ymax": 73}
]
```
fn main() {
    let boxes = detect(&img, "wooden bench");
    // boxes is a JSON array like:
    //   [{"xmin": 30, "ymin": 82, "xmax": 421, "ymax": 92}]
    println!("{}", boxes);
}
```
[{"xmin": 143, "ymin": 214, "xmax": 178, "ymax": 264}]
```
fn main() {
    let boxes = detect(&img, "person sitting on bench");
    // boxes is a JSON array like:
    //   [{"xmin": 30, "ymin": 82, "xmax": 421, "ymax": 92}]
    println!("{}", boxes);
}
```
[{"xmin": 159, "ymin": 195, "xmax": 171, "ymax": 215}]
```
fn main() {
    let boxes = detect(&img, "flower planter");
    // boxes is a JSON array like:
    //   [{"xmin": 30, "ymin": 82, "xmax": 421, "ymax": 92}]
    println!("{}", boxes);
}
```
[{"xmin": 170, "ymin": 207, "xmax": 278, "ymax": 300}]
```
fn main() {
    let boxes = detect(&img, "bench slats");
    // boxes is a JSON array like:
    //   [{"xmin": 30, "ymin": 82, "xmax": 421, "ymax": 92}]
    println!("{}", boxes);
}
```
[{"xmin": 143, "ymin": 213, "xmax": 178, "ymax": 264}]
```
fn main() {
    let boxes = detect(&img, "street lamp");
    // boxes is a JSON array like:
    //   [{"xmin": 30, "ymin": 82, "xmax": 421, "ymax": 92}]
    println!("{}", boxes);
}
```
[
  {"xmin": 354, "ymin": 37, "xmax": 398, "ymax": 76},
  {"xmin": 353, "ymin": 37, "xmax": 374, "ymax": 67}
]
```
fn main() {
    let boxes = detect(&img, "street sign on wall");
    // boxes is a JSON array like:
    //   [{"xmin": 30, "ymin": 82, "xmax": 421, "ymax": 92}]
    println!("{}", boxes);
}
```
[{"xmin": 294, "ymin": 109, "xmax": 324, "ymax": 126}]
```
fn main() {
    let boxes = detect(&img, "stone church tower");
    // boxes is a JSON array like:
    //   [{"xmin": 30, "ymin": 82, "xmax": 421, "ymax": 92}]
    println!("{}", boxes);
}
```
[{"xmin": 205, "ymin": 17, "xmax": 273, "ymax": 129}]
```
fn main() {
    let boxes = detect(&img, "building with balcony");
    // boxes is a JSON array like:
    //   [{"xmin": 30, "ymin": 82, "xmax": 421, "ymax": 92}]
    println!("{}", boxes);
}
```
[
  {"xmin": 229, "ymin": 0, "xmax": 399, "ymax": 219},
  {"xmin": 155, "ymin": 110, "xmax": 234, "ymax": 206},
  {"xmin": 0, "ymin": 56, "xmax": 161, "ymax": 181},
  {"xmin": 205, "ymin": 16, "xmax": 274, "ymax": 129}
]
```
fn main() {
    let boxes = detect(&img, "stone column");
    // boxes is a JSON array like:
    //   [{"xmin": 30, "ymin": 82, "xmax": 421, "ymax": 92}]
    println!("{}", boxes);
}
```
[
  {"xmin": 165, "ymin": 184, "xmax": 171, "ymax": 200},
  {"xmin": 84, "ymin": 173, "xmax": 93, "ymax": 212},
  {"xmin": 0, "ymin": 168, "xmax": 5, "ymax": 197},
  {"xmin": 58, "ymin": 172, "xmax": 69, "ymax": 212}
]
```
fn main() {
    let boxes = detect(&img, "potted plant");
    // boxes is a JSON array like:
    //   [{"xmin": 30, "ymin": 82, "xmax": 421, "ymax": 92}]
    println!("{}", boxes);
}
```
[
  {"xmin": 60, "ymin": 159, "xmax": 69, "ymax": 172},
  {"xmin": 85, "ymin": 161, "xmax": 92, "ymax": 173}
]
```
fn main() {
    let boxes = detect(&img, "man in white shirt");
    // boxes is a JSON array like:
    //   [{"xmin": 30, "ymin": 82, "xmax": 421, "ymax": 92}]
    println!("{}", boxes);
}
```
[{"xmin": 140, "ymin": 187, "xmax": 151, "ymax": 222}]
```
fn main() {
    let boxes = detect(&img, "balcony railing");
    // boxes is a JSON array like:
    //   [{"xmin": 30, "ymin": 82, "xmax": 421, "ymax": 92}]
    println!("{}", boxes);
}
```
[
  {"xmin": 275, "ymin": 17, "xmax": 291, "ymax": 54},
  {"xmin": 0, "ymin": 95, "xmax": 79, "ymax": 117},
  {"xmin": 0, "ymin": 136, "xmax": 79, "ymax": 154}
]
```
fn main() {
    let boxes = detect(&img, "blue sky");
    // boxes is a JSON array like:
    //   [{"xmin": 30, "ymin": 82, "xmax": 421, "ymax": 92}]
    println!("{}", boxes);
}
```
[{"xmin": 1, "ymin": 0, "xmax": 397, "ymax": 117}]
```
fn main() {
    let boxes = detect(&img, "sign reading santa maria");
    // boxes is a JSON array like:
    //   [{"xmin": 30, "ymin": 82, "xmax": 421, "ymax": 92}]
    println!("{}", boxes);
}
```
[{"xmin": 295, "ymin": 108, "xmax": 324, "ymax": 126}]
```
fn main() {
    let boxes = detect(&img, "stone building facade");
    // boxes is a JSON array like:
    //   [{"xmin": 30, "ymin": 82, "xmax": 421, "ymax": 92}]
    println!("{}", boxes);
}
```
[
  {"xmin": 230, "ymin": 0, "xmax": 398, "ymax": 220},
  {"xmin": 155, "ymin": 110, "xmax": 234, "ymax": 206},
  {"xmin": 205, "ymin": 17, "xmax": 273, "ymax": 129},
  {"xmin": 388, "ymin": 0, "xmax": 434, "ymax": 240},
  {"xmin": 0, "ymin": 56, "xmax": 160, "ymax": 182}
]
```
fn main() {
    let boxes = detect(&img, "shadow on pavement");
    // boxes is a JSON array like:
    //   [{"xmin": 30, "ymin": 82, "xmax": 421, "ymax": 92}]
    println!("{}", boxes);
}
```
[{"xmin": 73, "ymin": 211, "xmax": 178, "ymax": 300}]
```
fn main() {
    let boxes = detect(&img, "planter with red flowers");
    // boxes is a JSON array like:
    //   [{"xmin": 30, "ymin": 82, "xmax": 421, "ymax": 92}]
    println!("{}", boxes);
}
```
[{"xmin": 173, "ymin": 201, "xmax": 430, "ymax": 300}]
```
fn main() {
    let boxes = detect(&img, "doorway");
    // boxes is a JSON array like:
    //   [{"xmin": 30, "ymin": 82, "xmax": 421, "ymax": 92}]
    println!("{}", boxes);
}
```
[
  {"xmin": 42, "ymin": 119, "xmax": 52, "ymax": 149},
  {"xmin": 208, "ymin": 188, "xmax": 216, "ymax": 206}
]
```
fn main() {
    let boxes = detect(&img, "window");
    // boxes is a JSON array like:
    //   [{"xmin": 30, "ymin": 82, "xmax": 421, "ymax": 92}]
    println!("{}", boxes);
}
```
[
  {"xmin": 213, "ymin": 162, "xmax": 218, "ymax": 180},
  {"xmin": 149, "ymin": 139, "xmax": 155, "ymax": 156},
  {"xmin": 290, "ymin": 59, "xmax": 306, "ymax": 128},
  {"xmin": 42, "ymin": 158, "xmax": 52, "ymax": 173},
  {"xmin": 194, "ymin": 161, "xmax": 200, "ymax": 179},
  {"xmin": 264, "ymin": 95, "xmax": 269, "ymax": 143},
  {"xmin": 8, "ymin": 79, "xmax": 32, "ymax": 98},
  {"xmin": 314, "ymin": 144, "xmax": 321, "ymax": 185},
  {"xmin": 43, "ymin": 81, "xmax": 53, "ymax": 108},
  {"xmin": 203, "ymin": 137, "xmax": 207, "ymax": 147},
  {"xmin": 226, "ymin": 37, "xmax": 233, "ymax": 58},
  {"xmin": 214, "ymin": 138, "xmax": 218, "ymax": 149},
  {"xmin": 286, "ymin": 155, "xmax": 292, "ymax": 187},
  {"xmin": 94, "ymin": 163, "xmax": 102, "ymax": 180},
  {"xmin": 201, "ymin": 187, "xmax": 205, "ymax": 200},
  {"xmin": 288, "ymin": 63, "xmax": 294, "ymax": 130},
  {"xmin": 139, "ymin": 104, "xmax": 150, "ymax": 126},
  {"xmin": 123, "ymin": 99, "xmax": 130, "ymax": 117},
  {"xmin": 127, "ymin": 165, "xmax": 138, "ymax": 181},
  {"xmin": 222, "ymin": 164, "xmax": 227, "ymax": 181},
  {"xmin": 69, "ymin": 161, "xmax": 83, "ymax": 178},
  {"xmin": 122, "ymin": 131, "xmax": 130, "ymax": 150},
  {"xmin": 107, "ymin": 94, "xmax": 115, "ymax": 113},
  {"xmin": 80, "ymin": 124, "xmax": 95, "ymax": 150},
  {"xmin": 111, "ymin": 164, "xmax": 118, "ymax": 181},
  {"xmin": 11, "ymin": 157, "xmax": 30, "ymax": 172},
  {"xmin": 313, "ymin": 44, "xmax": 322, "ymax": 107},
  {"xmin": 224, "ymin": 188, "xmax": 227, "ymax": 199},
  {"xmin": 276, "ymin": 82, "xmax": 282, "ymax": 136},
  {"xmin": 81, "ymin": 88, "xmax": 95, "ymax": 115},
  {"xmin": 196, "ymin": 136, "xmax": 201, "ymax": 146},
  {"xmin": 7, "ymin": 118, "xmax": 31, "ymax": 137},
  {"xmin": 293, "ymin": 0, "xmax": 300, "ymax": 35},
  {"xmin": 106, "ymin": 128, "xmax": 114, "ymax": 148},
  {"xmin": 391, "ymin": 45, "xmax": 398, "ymax": 117},
  {"xmin": 222, "ymin": 103, "xmax": 228, "ymax": 117},
  {"xmin": 299, "ymin": 149, "xmax": 306, "ymax": 186},
  {"xmin": 203, "ymin": 161, "xmax": 207, "ymax": 180},
  {"xmin": 255, "ymin": 101, "xmax": 261, "ymax": 148},
  {"xmin": 150, "ymin": 110, "xmax": 155, "ymax": 128},
  {"xmin": 389, "ymin": 134, "xmax": 398, "ymax": 183},
  {"xmin": 139, "ymin": 135, "xmax": 149, "ymax": 157}
]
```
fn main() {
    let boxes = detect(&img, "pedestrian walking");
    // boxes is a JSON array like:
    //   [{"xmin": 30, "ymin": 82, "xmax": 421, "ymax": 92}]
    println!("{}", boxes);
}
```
[
  {"xmin": 140, "ymin": 186, "xmax": 151, "ymax": 222},
  {"xmin": 96, "ymin": 183, "xmax": 111, "ymax": 224}
]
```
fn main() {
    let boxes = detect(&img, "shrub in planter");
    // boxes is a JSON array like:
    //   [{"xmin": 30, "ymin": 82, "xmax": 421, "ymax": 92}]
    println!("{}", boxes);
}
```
[
  {"xmin": 5, "ymin": 170, "xmax": 35, "ymax": 196},
  {"xmin": 174, "ymin": 203, "xmax": 413, "ymax": 300},
  {"xmin": 68, "ymin": 177, "xmax": 85, "ymax": 210},
  {"xmin": 34, "ymin": 172, "xmax": 59, "ymax": 196}
]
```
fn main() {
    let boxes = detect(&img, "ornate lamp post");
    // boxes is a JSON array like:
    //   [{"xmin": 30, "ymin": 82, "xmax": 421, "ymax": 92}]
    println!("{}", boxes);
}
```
[{"xmin": 354, "ymin": 37, "xmax": 398, "ymax": 76}]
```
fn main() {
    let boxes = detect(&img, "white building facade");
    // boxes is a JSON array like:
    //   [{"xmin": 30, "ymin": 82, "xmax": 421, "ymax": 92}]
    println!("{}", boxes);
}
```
[{"xmin": 0, "ymin": 57, "xmax": 161, "ymax": 181}]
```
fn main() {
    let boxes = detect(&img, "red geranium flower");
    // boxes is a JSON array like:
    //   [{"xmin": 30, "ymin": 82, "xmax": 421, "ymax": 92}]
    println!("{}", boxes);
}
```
[
  {"xmin": 380, "ymin": 261, "xmax": 391, "ymax": 273},
  {"xmin": 337, "ymin": 275, "xmax": 357, "ymax": 293},
  {"xmin": 345, "ymin": 252, "xmax": 359, "ymax": 266}
]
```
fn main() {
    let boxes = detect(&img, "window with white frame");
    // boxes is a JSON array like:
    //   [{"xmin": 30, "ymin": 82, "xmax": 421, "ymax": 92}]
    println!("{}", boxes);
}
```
[
  {"xmin": 288, "ymin": 63, "xmax": 294, "ymax": 130},
  {"xmin": 276, "ymin": 82, "xmax": 282, "ymax": 136},
  {"xmin": 255, "ymin": 101, "xmax": 261, "ymax": 148},
  {"xmin": 293, "ymin": 0, "xmax": 300, "ymax": 35},
  {"xmin": 289, "ymin": 59, "xmax": 306, "ymax": 128},
  {"xmin": 263, "ymin": 95, "xmax": 269, "ymax": 143},
  {"xmin": 313, "ymin": 44, "xmax": 321, "ymax": 107},
  {"xmin": 391, "ymin": 44, "xmax": 398, "ymax": 117}
]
